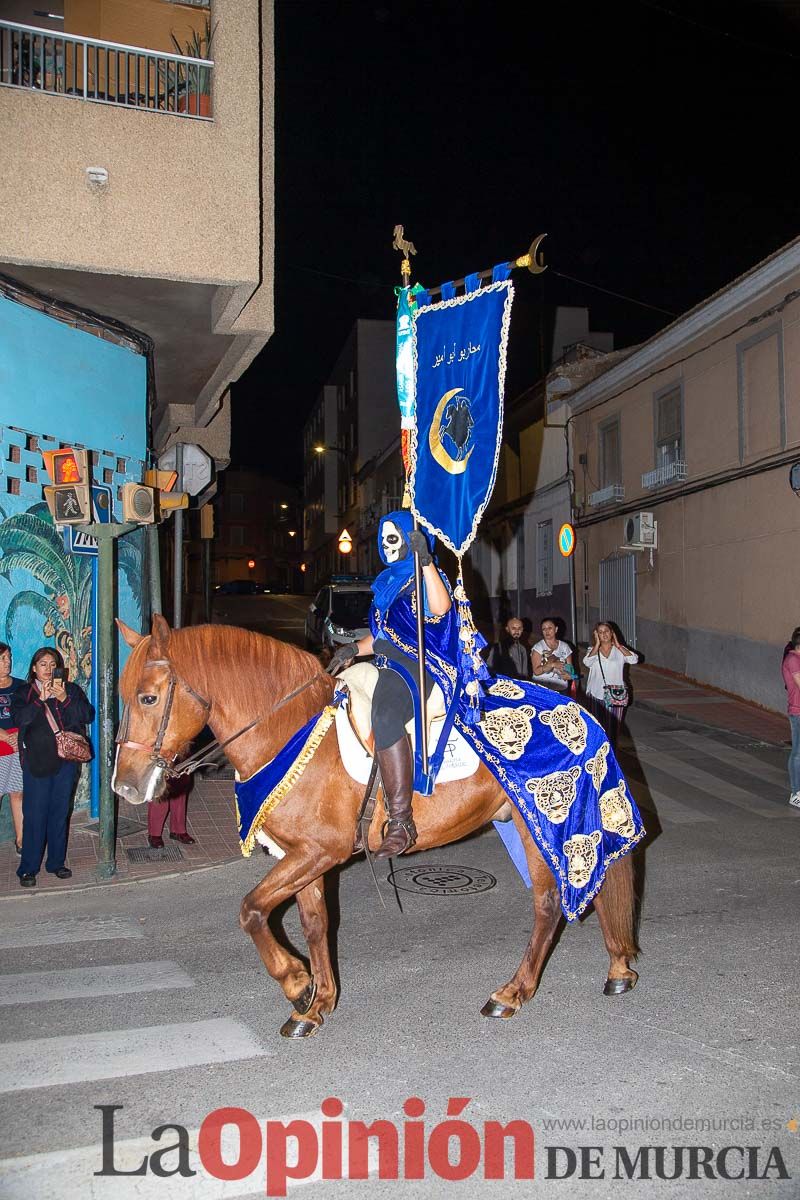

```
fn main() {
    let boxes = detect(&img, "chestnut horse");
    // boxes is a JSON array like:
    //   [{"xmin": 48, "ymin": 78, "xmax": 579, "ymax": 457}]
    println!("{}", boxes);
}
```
[{"xmin": 114, "ymin": 615, "xmax": 639, "ymax": 1039}]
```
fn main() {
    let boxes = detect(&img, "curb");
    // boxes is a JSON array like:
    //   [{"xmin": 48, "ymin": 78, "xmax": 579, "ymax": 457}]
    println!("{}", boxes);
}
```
[{"xmin": 0, "ymin": 852, "xmax": 249, "ymax": 904}]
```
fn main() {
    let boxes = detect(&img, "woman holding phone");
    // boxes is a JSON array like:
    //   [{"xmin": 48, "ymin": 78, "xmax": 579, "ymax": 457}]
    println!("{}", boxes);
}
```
[
  {"xmin": 12, "ymin": 646, "xmax": 94, "ymax": 888},
  {"xmin": 582, "ymin": 621, "xmax": 638, "ymax": 748}
]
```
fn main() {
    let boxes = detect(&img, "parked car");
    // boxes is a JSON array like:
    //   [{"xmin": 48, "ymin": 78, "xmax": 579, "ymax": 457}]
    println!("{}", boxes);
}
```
[
  {"xmin": 214, "ymin": 579, "xmax": 267, "ymax": 596},
  {"xmin": 305, "ymin": 578, "xmax": 374, "ymax": 650}
]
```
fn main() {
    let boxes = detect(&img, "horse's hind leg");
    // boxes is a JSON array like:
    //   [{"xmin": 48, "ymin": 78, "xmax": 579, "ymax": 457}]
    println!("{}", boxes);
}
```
[
  {"xmin": 593, "ymin": 854, "xmax": 640, "ymax": 995},
  {"xmin": 240, "ymin": 851, "xmax": 338, "ymax": 1035},
  {"xmin": 482, "ymin": 813, "xmax": 563, "ymax": 1019},
  {"xmin": 280, "ymin": 876, "xmax": 338, "ymax": 1039}
]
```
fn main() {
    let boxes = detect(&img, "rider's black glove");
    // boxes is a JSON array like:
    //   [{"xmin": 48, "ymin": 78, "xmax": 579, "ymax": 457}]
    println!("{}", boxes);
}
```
[
  {"xmin": 328, "ymin": 642, "xmax": 359, "ymax": 676},
  {"xmin": 408, "ymin": 529, "xmax": 433, "ymax": 567}
]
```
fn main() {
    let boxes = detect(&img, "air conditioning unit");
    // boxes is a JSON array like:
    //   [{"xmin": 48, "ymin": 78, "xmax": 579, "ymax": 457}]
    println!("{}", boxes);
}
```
[{"xmin": 623, "ymin": 511, "xmax": 657, "ymax": 550}]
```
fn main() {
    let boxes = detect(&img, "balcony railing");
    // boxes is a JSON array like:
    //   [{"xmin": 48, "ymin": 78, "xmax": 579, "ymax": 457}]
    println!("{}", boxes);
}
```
[
  {"xmin": 588, "ymin": 483, "xmax": 625, "ymax": 507},
  {"xmin": 642, "ymin": 460, "xmax": 687, "ymax": 489},
  {"xmin": 0, "ymin": 20, "xmax": 213, "ymax": 119}
]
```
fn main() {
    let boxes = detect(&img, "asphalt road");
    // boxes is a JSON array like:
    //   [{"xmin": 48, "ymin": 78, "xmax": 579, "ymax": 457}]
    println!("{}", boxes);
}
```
[{"xmin": 1, "ymin": 598, "xmax": 798, "ymax": 1197}]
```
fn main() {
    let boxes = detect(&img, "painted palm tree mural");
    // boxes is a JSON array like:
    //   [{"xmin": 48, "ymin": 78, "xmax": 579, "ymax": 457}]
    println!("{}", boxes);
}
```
[{"xmin": 0, "ymin": 500, "xmax": 143, "ymax": 807}]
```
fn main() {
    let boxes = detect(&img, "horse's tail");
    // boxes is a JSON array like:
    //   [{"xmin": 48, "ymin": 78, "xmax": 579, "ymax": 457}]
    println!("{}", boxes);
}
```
[{"xmin": 600, "ymin": 853, "xmax": 640, "ymax": 960}]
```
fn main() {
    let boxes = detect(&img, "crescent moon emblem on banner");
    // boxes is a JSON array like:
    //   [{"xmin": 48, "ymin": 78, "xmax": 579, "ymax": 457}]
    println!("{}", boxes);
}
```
[{"xmin": 429, "ymin": 388, "xmax": 474, "ymax": 475}]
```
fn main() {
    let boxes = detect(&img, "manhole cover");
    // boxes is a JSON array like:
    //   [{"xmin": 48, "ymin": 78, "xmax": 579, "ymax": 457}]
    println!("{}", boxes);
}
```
[
  {"xmin": 126, "ymin": 844, "xmax": 184, "ymax": 864},
  {"xmin": 387, "ymin": 864, "xmax": 496, "ymax": 896}
]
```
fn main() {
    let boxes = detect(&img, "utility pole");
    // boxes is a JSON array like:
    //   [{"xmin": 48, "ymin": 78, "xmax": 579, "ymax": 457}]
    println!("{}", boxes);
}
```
[{"xmin": 84, "ymin": 520, "xmax": 135, "ymax": 880}]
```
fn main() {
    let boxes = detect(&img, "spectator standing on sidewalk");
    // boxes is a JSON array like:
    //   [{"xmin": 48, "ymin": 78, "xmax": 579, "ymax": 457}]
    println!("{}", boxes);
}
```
[
  {"xmin": 582, "ymin": 621, "xmax": 638, "ymax": 749},
  {"xmin": 12, "ymin": 646, "xmax": 94, "ymax": 887},
  {"xmin": 531, "ymin": 617, "xmax": 577, "ymax": 693},
  {"xmin": 148, "ymin": 771, "xmax": 196, "ymax": 849},
  {"xmin": 0, "ymin": 643, "xmax": 24, "ymax": 855},
  {"xmin": 781, "ymin": 627, "xmax": 800, "ymax": 809},
  {"xmin": 485, "ymin": 616, "xmax": 532, "ymax": 681}
]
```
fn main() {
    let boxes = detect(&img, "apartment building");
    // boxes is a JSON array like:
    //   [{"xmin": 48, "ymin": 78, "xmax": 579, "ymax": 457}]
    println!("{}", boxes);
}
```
[
  {"xmin": 0, "ymin": 0, "xmax": 274, "ymax": 462},
  {"xmin": 302, "ymin": 319, "xmax": 397, "ymax": 584},
  {"xmin": 548, "ymin": 238, "xmax": 800, "ymax": 711}
]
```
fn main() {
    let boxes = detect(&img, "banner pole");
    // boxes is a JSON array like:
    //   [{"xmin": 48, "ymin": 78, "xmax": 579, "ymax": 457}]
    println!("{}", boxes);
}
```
[{"xmin": 394, "ymin": 231, "xmax": 429, "ymax": 780}]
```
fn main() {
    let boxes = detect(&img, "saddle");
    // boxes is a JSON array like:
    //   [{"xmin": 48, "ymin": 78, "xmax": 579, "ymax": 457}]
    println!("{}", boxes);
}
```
[{"xmin": 335, "ymin": 662, "xmax": 478, "ymax": 786}]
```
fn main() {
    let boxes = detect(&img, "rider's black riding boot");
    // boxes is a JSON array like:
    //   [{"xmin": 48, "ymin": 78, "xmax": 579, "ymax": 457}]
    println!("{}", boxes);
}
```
[{"xmin": 374, "ymin": 735, "xmax": 417, "ymax": 858}]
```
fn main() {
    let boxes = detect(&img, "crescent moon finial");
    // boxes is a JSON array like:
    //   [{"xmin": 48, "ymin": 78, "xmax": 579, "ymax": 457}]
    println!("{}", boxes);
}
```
[{"xmin": 513, "ymin": 233, "xmax": 548, "ymax": 275}]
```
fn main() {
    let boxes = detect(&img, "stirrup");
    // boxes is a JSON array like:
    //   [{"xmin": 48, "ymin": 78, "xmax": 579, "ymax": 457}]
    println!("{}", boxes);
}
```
[{"xmin": 374, "ymin": 817, "xmax": 417, "ymax": 858}]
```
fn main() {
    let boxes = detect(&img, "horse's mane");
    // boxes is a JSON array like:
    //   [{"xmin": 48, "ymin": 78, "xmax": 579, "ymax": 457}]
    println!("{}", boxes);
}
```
[{"xmin": 121, "ymin": 625, "xmax": 334, "ymax": 737}]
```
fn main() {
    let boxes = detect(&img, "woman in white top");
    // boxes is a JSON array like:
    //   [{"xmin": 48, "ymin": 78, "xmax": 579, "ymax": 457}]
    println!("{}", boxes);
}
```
[
  {"xmin": 531, "ymin": 618, "xmax": 574, "ymax": 691},
  {"xmin": 582, "ymin": 621, "xmax": 639, "ymax": 747}
]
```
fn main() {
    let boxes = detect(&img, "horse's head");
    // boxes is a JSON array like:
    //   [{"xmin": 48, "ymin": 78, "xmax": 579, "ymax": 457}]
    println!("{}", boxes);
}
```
[{"xmin": 113, "ymin": 614, "xmax": 211, "ymax": 805}]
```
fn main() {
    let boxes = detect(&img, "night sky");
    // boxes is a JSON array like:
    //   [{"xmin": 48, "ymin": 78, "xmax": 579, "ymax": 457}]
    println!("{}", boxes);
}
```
[{"xmin": 231, "ymin": 0, "xmax": 799, "ymax": 485}]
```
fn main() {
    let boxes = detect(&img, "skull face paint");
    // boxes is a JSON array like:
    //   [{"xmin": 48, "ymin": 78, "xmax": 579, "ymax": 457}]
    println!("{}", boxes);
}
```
[{"xmin": 381, "ymin": 519, "xmax": 408, "ymax": 564}]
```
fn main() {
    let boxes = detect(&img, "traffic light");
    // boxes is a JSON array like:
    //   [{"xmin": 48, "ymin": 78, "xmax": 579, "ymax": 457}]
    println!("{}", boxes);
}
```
[
  {"xmin": 122, "ymin": 483, "xmax": 156, "ymax": 523},
  {"xmin": 200, "ymin": 504, "xmax": 214, "ymax": 539},
  {"xmin": 338, "ymin": 528, "xmax": 353, "ymax": 554},
  {"xmin": 42, "ymin": 447, "xmax": 91, "ymax": 525},
  {"xmin": 144, "ymin": 468, "xmax": 188, "ymax": 516}
]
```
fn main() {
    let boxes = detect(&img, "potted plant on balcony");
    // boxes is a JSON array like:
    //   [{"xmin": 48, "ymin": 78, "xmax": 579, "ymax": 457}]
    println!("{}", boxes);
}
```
[{"xmin": 171, "ymin": 16, "xmax": 217, "ymax": 116}]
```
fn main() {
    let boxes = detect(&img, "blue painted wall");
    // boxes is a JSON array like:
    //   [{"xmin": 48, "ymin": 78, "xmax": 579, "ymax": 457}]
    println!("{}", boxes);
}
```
[
  {"xmin": 0, "ymin": 295, "xmax": 146, "ymax": 460},
  {"xmin": 0, "ymin": 295, "xmax": 148, "ymax": 838}
]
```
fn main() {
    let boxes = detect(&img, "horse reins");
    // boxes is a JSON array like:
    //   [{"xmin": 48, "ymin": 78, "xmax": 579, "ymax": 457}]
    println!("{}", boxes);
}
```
[{"xmin": 116, "ymin": 659, "xmax": 328, "ymax": 778}]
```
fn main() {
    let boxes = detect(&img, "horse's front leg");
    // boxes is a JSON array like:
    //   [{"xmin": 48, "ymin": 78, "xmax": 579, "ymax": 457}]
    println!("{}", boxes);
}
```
[
  {"xmin": 279, "ymin": 875, "xmax": 338, "ymax": 1039},
  {"xmin": 240, "ymin": 850, "xmax": 338, "ymax": 1037},
  {"xmin": 482, "ymin": 809, "xmax": 563, "ymax": 1019}
]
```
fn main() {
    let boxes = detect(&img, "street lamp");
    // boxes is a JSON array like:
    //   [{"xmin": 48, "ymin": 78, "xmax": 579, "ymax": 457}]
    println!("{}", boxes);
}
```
[{"xmin": 313, "ymin": 443, "xmax": 348, "ymax": 458}]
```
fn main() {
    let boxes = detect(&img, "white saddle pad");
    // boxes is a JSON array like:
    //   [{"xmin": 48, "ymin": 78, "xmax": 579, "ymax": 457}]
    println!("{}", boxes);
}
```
[{"xmin": 334, "ymin": 691, "xmax": 479, "ymax": 785}]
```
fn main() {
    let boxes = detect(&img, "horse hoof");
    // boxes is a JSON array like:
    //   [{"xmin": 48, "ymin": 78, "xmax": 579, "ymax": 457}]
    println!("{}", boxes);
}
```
[
  {"xmin": 603, "ymin": 973, "xmax": 638, "ymax": 996},
  {"xmin": 294, "ymin": 979, "xmax": 317, "ymax": 1015},
  {"xmin": 480, "ymin": 998, "xmax": 518, "ymax": 1019},
  {"xmin": 280, "ymin": 1016, "xmax": 320, "ymax": 1039}
]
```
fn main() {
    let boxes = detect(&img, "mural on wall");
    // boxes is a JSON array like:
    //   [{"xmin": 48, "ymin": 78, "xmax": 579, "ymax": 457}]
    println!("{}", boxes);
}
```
[{"xmin": 0, "ymin": 497, "xmax": 144, "ymax": 812}]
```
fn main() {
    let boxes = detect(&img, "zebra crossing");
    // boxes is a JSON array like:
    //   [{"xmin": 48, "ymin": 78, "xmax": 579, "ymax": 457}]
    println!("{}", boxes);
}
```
[
  {"xmin": 618, "ymin": 725, "xmax": 791, "ymax": 827},
  {"xmin": 0, "ymin": 913, "xmax": 291, "ymax": 1198}
]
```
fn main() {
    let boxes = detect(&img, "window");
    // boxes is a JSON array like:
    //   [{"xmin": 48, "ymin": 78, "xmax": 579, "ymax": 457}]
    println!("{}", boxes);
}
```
[
  {"xmin": 655, "ymin": 386, "xmax": 682, "ymax": 468},
  {"xmin": 231, "ymin": 526, "xmax": 244, "ymax": 547},
  {"xmin": 737, "ymin": 324, "xmax": 785, "ymax": 462},
  {"xmin": 536, "ymin": 520, "xmax": 553, "ymax": 596},
  {"xmin": 229, "ymin": 492, "xmax": 244, "ymax": 516},
  {"xmin": 599, "ymin": 418, "xmax": 621, "ymax": 487}
]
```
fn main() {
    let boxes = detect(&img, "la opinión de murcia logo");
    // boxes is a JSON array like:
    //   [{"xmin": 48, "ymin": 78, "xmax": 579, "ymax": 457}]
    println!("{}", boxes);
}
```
[{"xmin": 94, "ymin": 1101, "xmax": 792, "ymax": 1192}]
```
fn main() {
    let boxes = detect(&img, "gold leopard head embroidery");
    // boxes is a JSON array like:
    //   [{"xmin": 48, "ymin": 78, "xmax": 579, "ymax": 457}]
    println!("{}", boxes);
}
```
[
  {"xmin": 585, "ymin": 742, "xmax": 610, "ymax": 792},
  {"xmin": 599, "ymin": 782, "xmax": 636, "ymax": 839},
  {"xmin": 480, "ymin": 704, "xmax": 536, "ymax": 760},
  {"xmin": 563, "ymin": 829, "xmax": 602, "ymax": 889},
  {"xmin": 487, "ymin": 680, "xmax": 525, "ymax": 700},
  {"xmin": 525, "ymin": 765, "xmax": 581, "ymax": 824},
  {"xmin": 538, "ymin": 702, "xmax": 588, "ymax": 755}
]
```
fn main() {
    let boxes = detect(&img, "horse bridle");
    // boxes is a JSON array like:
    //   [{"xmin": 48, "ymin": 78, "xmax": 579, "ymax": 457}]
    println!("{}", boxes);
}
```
[
  {"xmin": 115, "ymin": 657, "xmax": 328, "ymax": 778},
  {"xmin": 115, "ymin": 658, "xmax": 212, "ymax": 773}
]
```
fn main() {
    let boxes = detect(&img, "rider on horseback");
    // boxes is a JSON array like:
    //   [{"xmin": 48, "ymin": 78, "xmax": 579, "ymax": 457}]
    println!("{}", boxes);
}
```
[{"xmin": 329, "ymin": 511, "xmax": 452, "ymax": 858}]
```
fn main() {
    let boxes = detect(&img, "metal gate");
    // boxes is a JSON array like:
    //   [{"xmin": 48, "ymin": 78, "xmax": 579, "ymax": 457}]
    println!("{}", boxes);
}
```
[{"xmin": 599, "ymin": 552, "xmax": 636, "ymax": 646}]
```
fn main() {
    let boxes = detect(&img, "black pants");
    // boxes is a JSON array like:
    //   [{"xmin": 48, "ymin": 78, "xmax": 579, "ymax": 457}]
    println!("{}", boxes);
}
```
[
  {"xmin": 372, "ymin": 664, "xmax": 435, "ymax": 751},
  {"xmin": 586, "ymin": 694, "xmax": 625, "ymax": 750},
  {"xmin": 17, "ymin": 761, "xmax": 77, "ymax": 877}
]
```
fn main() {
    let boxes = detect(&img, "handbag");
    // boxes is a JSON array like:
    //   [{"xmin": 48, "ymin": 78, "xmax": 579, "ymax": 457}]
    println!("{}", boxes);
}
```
[
  {"xmin": 43, "ymin": 701, "xmax": 93, "ymax": 763},
  {"xmin": 0, "ymin": 727, "xmax": 17, "ymax": 757},
  {"xmin": 598, "ymin": 653, "xmax": 629, "ymax": 710}
]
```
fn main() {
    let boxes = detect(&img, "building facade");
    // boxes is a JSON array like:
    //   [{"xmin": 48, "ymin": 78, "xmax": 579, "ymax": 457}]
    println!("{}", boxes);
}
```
[
  {"xmin": 211, "ymin": 468, "xmax": 301, "ymax": 591},
  {"xmin": 549, "ymin": 238, "xmax": 800, "ymax": 712},
  {"xmin": 302, "ymin": 319, "xmax": 396, "ymax": 585}
]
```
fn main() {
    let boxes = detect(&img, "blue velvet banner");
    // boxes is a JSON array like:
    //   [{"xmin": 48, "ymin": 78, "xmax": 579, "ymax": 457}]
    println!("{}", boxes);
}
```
[{"xmin": 410, "ymin": 281, "xmax": 513, "ymax": 557}]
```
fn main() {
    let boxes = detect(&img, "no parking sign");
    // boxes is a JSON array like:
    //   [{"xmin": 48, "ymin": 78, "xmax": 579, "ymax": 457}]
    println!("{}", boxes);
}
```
[{"xmin": 558, "ymin": 522, "xmax": 575, "ymax": 557}]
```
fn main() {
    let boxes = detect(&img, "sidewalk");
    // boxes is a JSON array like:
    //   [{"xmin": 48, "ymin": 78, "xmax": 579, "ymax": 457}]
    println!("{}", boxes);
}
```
[
  {"xmin": 0, "ymin": 769, "xmax": 241, "ymax": 899},
  {"xmin": 1, "ymin": 665, "xmax": 790, "ymax": 898},
  {"xmin": 629, "ymin": 662, "xmax": 791, "ymax": 745}
]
